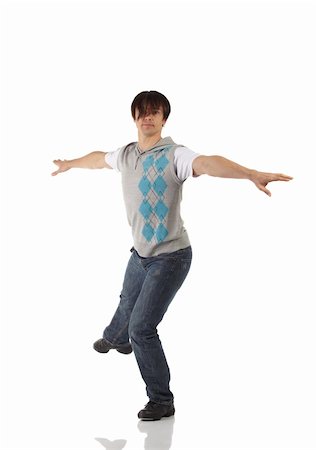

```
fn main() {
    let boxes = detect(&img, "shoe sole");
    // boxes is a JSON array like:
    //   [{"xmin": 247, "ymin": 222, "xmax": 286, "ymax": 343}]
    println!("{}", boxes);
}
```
[
  {"xmin": 138, "ymin": 408, "xmax": 175, "ymax": 421},
  {"xmin": 93, "ymin": 344, "xmax": 132, "ymax": 354},
  {"xmin": 93, "ymin": 345, "xmax": 110, "ymax": 353},
  {"xmin": 116, "ymin": 347, "xmax": 133, "ymax": 354}
]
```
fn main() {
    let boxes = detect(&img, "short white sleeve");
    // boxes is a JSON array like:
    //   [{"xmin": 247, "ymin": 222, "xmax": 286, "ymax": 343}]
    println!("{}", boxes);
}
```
[
  {"xmin": 174, "ymin": 146, "xmax": 201, "ymax": 181},
  {"xmin": 104, "ymin": 147, "xmax": 123, "ymax": 172}
]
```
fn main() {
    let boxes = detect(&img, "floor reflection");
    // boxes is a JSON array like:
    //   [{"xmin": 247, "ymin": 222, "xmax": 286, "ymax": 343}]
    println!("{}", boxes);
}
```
[
  {"xmin": 95, "ymin": 415, "xmax": 175, "ymax": 450},
  {"xmin": 95, "ymin": 437, "xmax": 127, "ymax": 449},
  {"xmin": 138, "ymin": 416, "xmax": 175, "ymax": 450}
]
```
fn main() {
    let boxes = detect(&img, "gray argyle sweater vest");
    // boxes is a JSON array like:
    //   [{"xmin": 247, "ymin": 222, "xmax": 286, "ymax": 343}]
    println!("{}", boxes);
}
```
[{"xmin": 116, "ymin": 136, "xmax": 191, "ymax": 257}]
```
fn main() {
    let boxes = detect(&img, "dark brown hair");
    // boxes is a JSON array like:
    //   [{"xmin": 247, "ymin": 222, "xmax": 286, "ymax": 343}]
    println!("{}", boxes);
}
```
[{"xmin": 131, "ymin": 91, "xmax": 171, "ymax": 121}]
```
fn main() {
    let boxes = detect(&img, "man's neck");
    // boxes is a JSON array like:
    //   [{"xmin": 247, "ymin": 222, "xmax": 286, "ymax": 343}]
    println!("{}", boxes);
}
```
[{"xmin": 137, "ymin": 132, "xmax": 162, "ymax": 152}]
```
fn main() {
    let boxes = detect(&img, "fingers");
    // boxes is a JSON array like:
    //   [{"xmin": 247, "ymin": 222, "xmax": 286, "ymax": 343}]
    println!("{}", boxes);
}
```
[
  {"xmin": 275, "ymin": 173, "xmax": 293, "ymax": 181},
  {"xmin": 260, "ymin": 186, "xmax": 271, "ymax": 197},
  {"xmin": 51, "ymin": 161, "xmax": 59, "ymax": 176},
  {"xmin": 52, "ymin": 159, "xmax": 63, "ymax": 176}
]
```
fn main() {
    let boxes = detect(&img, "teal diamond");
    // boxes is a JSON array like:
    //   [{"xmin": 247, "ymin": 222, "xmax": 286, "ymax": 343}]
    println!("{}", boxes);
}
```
[
  {"xmin": 156, "ymin": 223, "xmax": 168, "ymax": 242},
  {"xmin": 154, "ymin": 200, "xmax": 168, "ymax": 220},
  {"xmin": 155, "ymin": 154, "xmax": 169, "ymax": 173},
  {"xmin": 142, "ymin": 223, "xmax": 155, "ymax": 242},
  {"xmin": 153, "ymin": 175, "xmax": 167, "ymax": 196},
  {"xmin": 139, "ymin": 200, "xmax": 153, "ymax": 219},
  {"xmin": 138, "ymin": 176, "xmax": 152, "ymax": 196},
  {"xmin": 143, "ymin": 155, "xmax": 155, "ymax": 173}
]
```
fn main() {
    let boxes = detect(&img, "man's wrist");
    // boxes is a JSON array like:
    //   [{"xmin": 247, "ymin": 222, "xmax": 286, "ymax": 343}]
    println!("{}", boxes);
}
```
[
  {"xmin": 64, "ymin": 159, "xmax": 73, "ymax": 170},
  {"xmin": 248, "ymin": 169, "xmax": 258, "ymax": 182}
]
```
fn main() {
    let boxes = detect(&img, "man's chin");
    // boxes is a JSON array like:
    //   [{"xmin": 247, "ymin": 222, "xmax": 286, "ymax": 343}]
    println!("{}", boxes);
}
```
[{"xmin": 142, "ymin": 130, "xmax": 157, "ymax": 137}]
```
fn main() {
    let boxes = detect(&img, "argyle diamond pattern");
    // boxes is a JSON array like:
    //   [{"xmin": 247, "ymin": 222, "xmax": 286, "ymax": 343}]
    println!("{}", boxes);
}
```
[{"xmin": 138, "ymin": 148, "xmax": 171, "ymax": 243}]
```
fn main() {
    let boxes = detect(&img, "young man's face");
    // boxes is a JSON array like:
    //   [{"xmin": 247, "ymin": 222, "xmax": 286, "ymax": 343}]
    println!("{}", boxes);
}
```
[{"xmin": 134, "ymin": 106, "xmax": 166, "ymax": 137}]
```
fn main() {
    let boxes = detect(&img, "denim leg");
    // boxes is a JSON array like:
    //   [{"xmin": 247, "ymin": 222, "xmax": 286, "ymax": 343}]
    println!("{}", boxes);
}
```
[
  {"xmin": 128, "ymin": 246, "xmax": 192, "ymax": 405},
  {"xmin": 103, "ymin": 250, "xmax": 147, "ymax": 346}
]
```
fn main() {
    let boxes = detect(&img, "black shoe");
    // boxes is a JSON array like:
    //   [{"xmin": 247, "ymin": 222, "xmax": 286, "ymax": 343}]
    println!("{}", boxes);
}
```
[
  {"xmin": 93, "ymin": 338, "xmax": 132, "ymax": 354},
  {"xmin": 138, "ymin": 401, "xmax": 175, "ymax": 421}
]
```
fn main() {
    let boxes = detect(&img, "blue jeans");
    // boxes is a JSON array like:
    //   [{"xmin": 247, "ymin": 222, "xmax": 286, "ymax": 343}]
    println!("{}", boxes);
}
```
[{"xmin": 103, "ymin": 245, "xmax": 192, "ymax": 405}]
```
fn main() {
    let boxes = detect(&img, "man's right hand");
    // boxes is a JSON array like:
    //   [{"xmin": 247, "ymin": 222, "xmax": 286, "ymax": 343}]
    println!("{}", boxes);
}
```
[{"xmin": 51, "ymin": 159, "xmax": 70, "ymax": 176}]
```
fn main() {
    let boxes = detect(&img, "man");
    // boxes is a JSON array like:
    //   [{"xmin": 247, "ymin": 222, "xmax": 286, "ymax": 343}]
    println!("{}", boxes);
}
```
[{"xmin": 52, "ymin": 90, "xmax": 292, "ymax": 421}]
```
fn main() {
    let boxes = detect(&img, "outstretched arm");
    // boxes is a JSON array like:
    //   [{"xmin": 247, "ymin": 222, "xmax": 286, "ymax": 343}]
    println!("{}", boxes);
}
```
[
  {"xmin": 192, "ymin": 155, "xmax": 293, "ymax": 196},
  {"xmin": 51, "ymin": 151, "xmax": 112, "ymax": 176}
]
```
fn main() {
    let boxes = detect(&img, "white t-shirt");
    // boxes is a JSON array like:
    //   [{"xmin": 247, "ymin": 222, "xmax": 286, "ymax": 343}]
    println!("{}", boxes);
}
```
[{"xmin": 105, "ymin": 146, "xmax": 200, "ymax": 182}]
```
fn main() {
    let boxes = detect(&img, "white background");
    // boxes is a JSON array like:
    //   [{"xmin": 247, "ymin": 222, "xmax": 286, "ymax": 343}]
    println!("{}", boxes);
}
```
[{"xmin": 1, "ymin": 0, "xmax": 315, "ymax": 449}]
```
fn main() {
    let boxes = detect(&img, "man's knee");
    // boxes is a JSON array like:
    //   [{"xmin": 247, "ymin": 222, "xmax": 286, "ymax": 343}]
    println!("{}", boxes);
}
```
[{"xmin": 128, "ymin": 319, "xmax": 157, "ymax": 344}]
